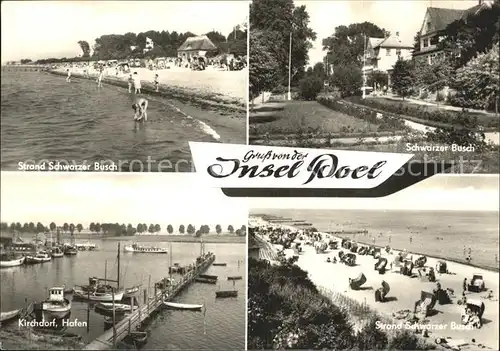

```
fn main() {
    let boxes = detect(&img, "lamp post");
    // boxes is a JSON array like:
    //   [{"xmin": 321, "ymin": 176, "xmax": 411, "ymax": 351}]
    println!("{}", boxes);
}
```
[{"xmin": 287, "ymin": 32, "xmax": 292, "ymax": 101}]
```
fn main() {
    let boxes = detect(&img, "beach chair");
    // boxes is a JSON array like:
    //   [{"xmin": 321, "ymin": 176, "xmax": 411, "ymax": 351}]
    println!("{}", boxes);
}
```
[
  {"xmin": 436, "ymin": 260, "xmax": 447, "ymax": 273},
  {"xmin": 468, "ymin": 274, "xmax": 485, "ymax": 293},
  {"xmin": 349, "ymin": 273, "xmax": 367, "ymax": 290},
  {"xmin": 415, "ymin": 256, "xmax": 427, "ymax": 268},
  {"xmin": 415, "ymin": 291, "xmax": 437, "ymax": 317},
  {"xmin": 461, "ymin": 300, "xmax": 485, "ymax": 328}
]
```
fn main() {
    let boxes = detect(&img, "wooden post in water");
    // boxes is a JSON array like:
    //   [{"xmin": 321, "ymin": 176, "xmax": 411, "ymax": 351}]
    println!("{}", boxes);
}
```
[
  {"xmin": 86, "ymin": 289, "xmax": 90, "ymax": 333},
  {"xmin": 148, "ymin": 275, "xmax": 151, "ymax": 299},
  {"xmin": 104, "ymin": 260, "xmax": 107, "ymax": 285},
  {"xmin": 143, "ymin": 289, "xmax": 147, "ymax": 305},
  {"xmin": 117, "ymin": 243, "xmax": 121, "ymax": 289},
  {"xmin": 112, "ymin": 290, "xmax": 116, "ymax": 346}
]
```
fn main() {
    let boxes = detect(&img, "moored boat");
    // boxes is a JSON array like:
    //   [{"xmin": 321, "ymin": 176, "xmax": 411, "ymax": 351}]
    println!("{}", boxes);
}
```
[
  {"xmin": 0, "ymin": 254, "xmax": 25, "ymax": 267},
  {"xmin": 73, "ymin": 288, "xmax": 125, "ymax": 302},
  {"xmin": 124, "ymin": 285, "xmax": 140, "ymax": 297},
  {"xmin": 195, "ymin": 277, "xmax": 217, "ymax": 284},
  {"xmin": 123, "ymin": 243, "xmax": 167, "ymax": 254},
  {"xmin": 215, "ymin": 290, "xmax": 238, "ymax": 298},
  {"xmin": 51, "ymin": 247, "xmax": 64, "ymax": 258},
  {"xmin": 42, "ymin": 287, "xmax": 71, "ymax": 319},
  {"xmin": 25, "ymin": 251, "xmax": 51, "ymax": 264},
  {"xmin": 0, "ymin": 309, "xmax": 20, "ymax": 323},
  {"xmin": 212, "ymin": 263, "xmax": 227, "ymax": 266},
  {"xmin": 163, "ymin": 301, "xmax": 203, "ymax": 310},
  {"xmin": 227, "ymin": 276, "xmax": 242, "ymax": 281},
  {"xmin": 63, "ymin": 245, "xmax": 78, "ymax": 256},
  {"xmin": 95, "ymin": 302, "xmax": 138, "ymax": 315}
]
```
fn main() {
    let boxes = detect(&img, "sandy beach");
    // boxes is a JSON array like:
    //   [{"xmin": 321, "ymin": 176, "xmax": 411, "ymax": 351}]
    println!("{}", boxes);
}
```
[{"xmin": 252, "ymin": 217, "xmax": 499, "ymax": 350}]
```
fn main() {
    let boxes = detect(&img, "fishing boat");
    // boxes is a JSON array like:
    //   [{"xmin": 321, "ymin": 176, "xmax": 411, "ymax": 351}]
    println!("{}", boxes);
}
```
[
  {"xmin": 63, "ymin": 245, "xmax": 78, "ymax": 256},
  {"xmin": 74, "ymin": 243, "xmax": 124, "ymax": 302},
  {"xmin": 0, "ymin": 254, "xmax": 25, "ymax": 267},
  {"xmin": 212, "ymin": 263, "xmax": 227, "ymax": 266},
  {"xmin": 73, "ymin": 288, "xmax": 124, "ymax": 302},
  {"xmin": 42, "ymin": 287, "xmax": 71, "ymax": 319},
  {"xmin": 25, "ymin": 251, "xmax": 51, "ymax": 264},
  {"xmin": 0, "ymin": 309, "xmax": 20, "ymax": 323},
  {"xmin": 51, "ymin": 247, "xmax": 64, "ymax": 258},
  {"xmin": 163, "ymin": 301, "xmax": 203, "ymax": 311},
  {"xmin": 123, "ymin": 243, "xmax": 167, "ymax": 254}
]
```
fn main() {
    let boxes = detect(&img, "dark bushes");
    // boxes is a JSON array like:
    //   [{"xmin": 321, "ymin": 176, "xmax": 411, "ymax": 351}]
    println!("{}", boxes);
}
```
[
  {"xmin": 298, "ymin": 76, "xmax": 324, "ymax": 101},
  {"xmin": 317, "ymin": 96, "xmax": 407, "ymax": 132}
]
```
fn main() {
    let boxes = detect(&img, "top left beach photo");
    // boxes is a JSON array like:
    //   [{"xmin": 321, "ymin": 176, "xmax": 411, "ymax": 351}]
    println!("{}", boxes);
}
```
[{"xmin": 1, "ymin": 1, "xmax": 248, "ymax": 172}]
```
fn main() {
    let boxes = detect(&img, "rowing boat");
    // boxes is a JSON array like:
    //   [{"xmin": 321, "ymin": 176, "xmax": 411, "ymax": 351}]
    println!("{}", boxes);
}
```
[{"xmin": 163, "ymin": 301, "xmax": 203, "ymax": 311}]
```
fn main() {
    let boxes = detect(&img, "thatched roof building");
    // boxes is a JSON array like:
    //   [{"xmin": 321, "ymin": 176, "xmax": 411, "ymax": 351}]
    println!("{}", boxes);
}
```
[{"xmin": 177, "ymin": 35, "xmax": 218, "ymax": 58}]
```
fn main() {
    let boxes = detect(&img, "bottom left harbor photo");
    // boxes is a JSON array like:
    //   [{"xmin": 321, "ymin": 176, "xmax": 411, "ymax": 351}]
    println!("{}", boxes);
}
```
[{"xmin": 0, "ymin": 172, "xmax": 247, "ymax": 350}]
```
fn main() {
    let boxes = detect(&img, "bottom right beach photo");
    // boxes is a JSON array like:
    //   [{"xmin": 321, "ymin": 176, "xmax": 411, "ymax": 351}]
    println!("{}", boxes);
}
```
[{"xmin": 247, "ymin": 175, "xmax": 499, "ymax": 351}]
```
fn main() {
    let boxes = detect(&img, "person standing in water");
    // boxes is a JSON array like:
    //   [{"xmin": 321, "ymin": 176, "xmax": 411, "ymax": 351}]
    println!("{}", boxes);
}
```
[
  {"xmin": 97, "ymin": 68, "xmax": 104, "ymax": 88},
  {"xmin": 153, "ymin": 74, "xmax": 159, "ymax": 92},
  {"xmin": 132, "ymin": 98, "xmax": 148, "ymax": 121},
  {"xmin": 66, "ymin": 69, "xmax": 71, "ymax": 83},
  {"xmin": 133, "ymin": 72, "xmax": 141, "ymax": 94}
]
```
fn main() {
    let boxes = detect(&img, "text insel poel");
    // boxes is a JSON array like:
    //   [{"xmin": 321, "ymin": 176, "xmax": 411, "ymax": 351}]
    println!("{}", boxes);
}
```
[
  {"xmin": 206, "ymin": 153, "xmax": 388, "ymax": 185},
  {"xmin": 303, "ymin": 154, "xmax": 387, "ymax": 185}
]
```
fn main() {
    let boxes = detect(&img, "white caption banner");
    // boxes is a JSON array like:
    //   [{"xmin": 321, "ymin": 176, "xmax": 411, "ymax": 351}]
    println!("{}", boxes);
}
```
[{"xmin": 189, "ymin": 142, "xmax": 414, "ymax": 189}]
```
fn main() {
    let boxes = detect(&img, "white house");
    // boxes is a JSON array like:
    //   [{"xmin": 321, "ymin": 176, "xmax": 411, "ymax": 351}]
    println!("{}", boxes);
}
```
[{"xmin": 363, "ymin": 33, "xmax": 413, "ymax": 87}]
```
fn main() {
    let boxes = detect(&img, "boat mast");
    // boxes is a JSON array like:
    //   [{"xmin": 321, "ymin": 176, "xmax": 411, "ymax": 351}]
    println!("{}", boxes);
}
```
[
  {"xmin": 104, "ymin": 260, "xmax": 107, "ymax": 285},
  {"xmin": 117, "ymin": 243, "xmax": 120, "ymax": 289}
]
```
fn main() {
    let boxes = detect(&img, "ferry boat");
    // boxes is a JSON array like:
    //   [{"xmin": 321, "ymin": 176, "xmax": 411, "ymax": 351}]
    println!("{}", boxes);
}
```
[
  {"xmin": 123, "ymin": 243, "xmax": 167, "ymax": 254},
  {"xmin": 42, "ymin": 287, "xmax": 71, "ymax": 319},
  {"xmin": 25, "ymin": 251, "xmax": 51, "ymax": 264}
]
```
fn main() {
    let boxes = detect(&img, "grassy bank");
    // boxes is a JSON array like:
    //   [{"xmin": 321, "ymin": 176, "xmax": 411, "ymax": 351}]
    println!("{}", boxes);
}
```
[
  {"xmin": 248, "ymin": 257, "xmax": 434, "ymax": 350},
  {"xmin": 49, "ymin": 70, "xmax": 245, "ymax": 116},
  {"xmin": 0, "ymin": 328, "xmax": 84, "ymax": 350},
  {"xmin": 102, "ymin": 234, "xmax": 246, "ymax": 244}
]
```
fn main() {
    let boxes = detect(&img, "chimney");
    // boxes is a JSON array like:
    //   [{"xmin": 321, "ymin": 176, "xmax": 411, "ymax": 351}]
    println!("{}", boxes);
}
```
[
  {"xmin": 478, "ymin": 0, "xmax": 482, "ymax": 5},
  {"xmin": 395, "ymin": 32, "xmax": 400, "ymax": 37}
]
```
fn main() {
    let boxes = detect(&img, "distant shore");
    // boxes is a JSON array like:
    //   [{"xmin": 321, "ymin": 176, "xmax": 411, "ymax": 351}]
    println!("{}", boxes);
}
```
[
  {"xmin": 49, "ymin": 68, "xmax": 246, "ymax": 114},
  {"xmin": 99, "ymin": 234, "xmax": 245, "ymax": 244}
]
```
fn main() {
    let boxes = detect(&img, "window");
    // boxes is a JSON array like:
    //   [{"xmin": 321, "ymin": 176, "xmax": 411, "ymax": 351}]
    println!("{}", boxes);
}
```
[
  {"xmin": 426, "ymin": 21, "xmax": 431, "ymax": 32},
  {"xmin": 386, "ymin": 48, "xmax": 391, "ymax": 56},
  {"xmin": 423, "ymin": 39, "xmax": 428, "ymax": 48}
]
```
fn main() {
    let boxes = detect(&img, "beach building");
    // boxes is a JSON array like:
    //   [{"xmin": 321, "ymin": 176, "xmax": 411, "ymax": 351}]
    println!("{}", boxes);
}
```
[
  {"xmin": 177, "ymin": 35, "xmax": 218, "ymax": 59},
  {"xmin": 363, "ymin": 33, "xmax": 413, "ymax": 87},
  {"xmin": 413, "ymin": 0, "xmax": 493, "ymax": 65}
]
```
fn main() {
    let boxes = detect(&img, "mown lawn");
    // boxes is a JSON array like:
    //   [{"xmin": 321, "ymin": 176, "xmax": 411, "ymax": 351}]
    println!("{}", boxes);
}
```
[{"xmin": 249, "ymin": 101, "xmax": 382, "ymax": 137}]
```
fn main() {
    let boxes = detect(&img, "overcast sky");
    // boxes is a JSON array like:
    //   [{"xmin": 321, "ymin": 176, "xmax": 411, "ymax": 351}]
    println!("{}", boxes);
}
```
[
  {"xmin": 297, "ymin": 0, "xmax": 481, "ymax": 66},
  {"xmin": 249, "ymin": 175, "xmax": 500, "ymax": 211},
  {"xmin": 1, "ymin": 0, "xmax": 248, "ymax": 63},
  {"xmin": 1, "ymin": 173, "xmax": 248, "ymax": 228}
]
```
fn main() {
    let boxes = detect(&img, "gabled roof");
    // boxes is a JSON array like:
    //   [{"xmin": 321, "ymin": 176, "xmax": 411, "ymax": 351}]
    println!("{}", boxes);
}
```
[
  {"xmin": 177, "ymin": 35, "xmax": 217, "ymax": 52},
  {"xmin": 368, "ymin": 35, "xmax": 412, "ymax": 49},
  {"xmin": 425, "ymin": 3, "xmax": 490, "ymax": 33}
]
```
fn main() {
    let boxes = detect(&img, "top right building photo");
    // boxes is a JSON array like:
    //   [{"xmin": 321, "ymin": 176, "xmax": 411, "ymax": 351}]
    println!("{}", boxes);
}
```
[{"xmin": 249, "ymin": 0, "xmax": 500, "ymax": 174}]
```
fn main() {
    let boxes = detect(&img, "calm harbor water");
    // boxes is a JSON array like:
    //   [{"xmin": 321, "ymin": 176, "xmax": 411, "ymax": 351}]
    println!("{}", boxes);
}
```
[
  {"xmin": 0, "ymin": 240, "xmax": 246, "ymax": 350},
  {"xmin": 254, "ymin": 209, "xmax": 500, "ymax": 270},
  {"xmin": 0, "ymin": 71, "xmax": 221, "ymax": 172}
]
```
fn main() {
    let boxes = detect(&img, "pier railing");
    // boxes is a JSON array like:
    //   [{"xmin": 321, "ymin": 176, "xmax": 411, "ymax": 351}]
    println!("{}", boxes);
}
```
[{"xmin": 84, "ymin": 253, "xmax": 215, "ymax": 350}]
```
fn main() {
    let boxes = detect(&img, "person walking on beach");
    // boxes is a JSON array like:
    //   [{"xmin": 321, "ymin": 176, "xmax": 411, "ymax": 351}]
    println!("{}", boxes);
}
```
[
  {"xmin": 128, "ymin": 74, "xmax": 134, "ymax": 93},
  {"xmin": 66, "ymin": 69, "xmax": 71, "ymax": 83},
  {"xmin": 133, "ymin": 72, "xmax": 141, "ymax": 94},
  {"xmin": 409, "ymin": 236, "xmax": 413, "ymax": 244},
  {"xmin": 463, "ymin": 278, "xmax": 467, "ymax": 294},
  {"xmin": 132, "ymin": 97, "xmax": 148, "ymax": 122},
  {"xmin": 153, "ymin": 74, "xmax": 159, "ymax": 92}
]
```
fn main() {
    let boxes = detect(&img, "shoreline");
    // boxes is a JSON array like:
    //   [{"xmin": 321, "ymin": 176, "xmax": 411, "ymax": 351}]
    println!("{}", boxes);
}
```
[
  {"xmin": 48, "ymin": 69, "xmax": 246, "ymax": 114},
  {"xmin": 260, "ymin": 216, "xmax": 499, "ymax": 273}
]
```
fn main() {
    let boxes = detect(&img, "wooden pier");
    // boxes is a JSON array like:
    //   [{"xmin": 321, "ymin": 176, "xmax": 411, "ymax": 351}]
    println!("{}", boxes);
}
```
[{"xmin": 83, "ymin": 252, "xmax": 215, "ymax": 350}]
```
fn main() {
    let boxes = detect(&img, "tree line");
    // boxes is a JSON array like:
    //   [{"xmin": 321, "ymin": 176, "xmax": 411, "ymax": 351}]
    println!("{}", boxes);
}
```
[
  {"xmin": 0, "ymin": 222, "xmax": 247, "ymax": 237},
  {"xmin": 28, "ymin": 25, "xmax": 247, "ymax": 65}
]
